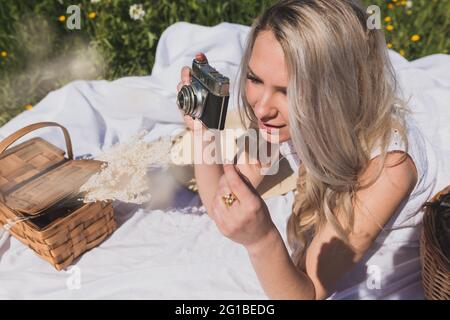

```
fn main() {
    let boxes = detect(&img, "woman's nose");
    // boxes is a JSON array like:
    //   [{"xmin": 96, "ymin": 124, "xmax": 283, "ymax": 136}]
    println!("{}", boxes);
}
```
[{"xmin": 253, "ymin": 93, "xmax": 277, "ymax": 121}]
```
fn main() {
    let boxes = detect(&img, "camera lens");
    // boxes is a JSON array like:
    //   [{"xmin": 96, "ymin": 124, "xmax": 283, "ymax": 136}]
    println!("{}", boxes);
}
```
[
  {"xmin": 177, "ymin": 85, "xmax": 196, "ymax": 116},
  {"xmin": 177, "ymin": 79, "xmax": 208, "ymax": 119}
]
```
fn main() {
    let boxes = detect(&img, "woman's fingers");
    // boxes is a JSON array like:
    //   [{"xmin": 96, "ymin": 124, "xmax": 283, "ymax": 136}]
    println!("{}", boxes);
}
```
[
  {"xmin": 177, "ymin": 67, "xmax": 191, "ymax": 92},
  {"xmin": 183, "ymin": 115, "xmax": 194, "ymax": 129},
  {"xmin": 218, "ymin": 173, "xmax": 229, "ymax": 189},
  {"xmin": 214, "ymin": 175, "xmax": 234, "ymax": 207},
  {"xmin": 211, "ymin": 192, "xmax": 231, "ymax": 235},
  {"xmin": 178, "ymin": 52, "xmax": 208, "ymax": 91},
  {"xmin": 177, "ymin": 53, "xmax": 209, "ymax": 127},
  {"xmin": 211, "ymin": 182, "xmax": 226, "ymax": 218},
  {"xmin": 181, "ymin": 66, "xmax": 191, "ymax": 84},
  {"xmin": 195, "ymin": 52, "xmax": 208, "ymax": 62},
  {"xmin": 223, "ymin": 164, "xmax": 254, "ymax": 200}
]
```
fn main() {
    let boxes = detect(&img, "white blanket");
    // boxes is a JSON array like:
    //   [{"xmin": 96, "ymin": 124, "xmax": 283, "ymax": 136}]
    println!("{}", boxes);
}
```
[{"xmin": 0, "ymin": 22, "xmax": 449, "ymax": 300}]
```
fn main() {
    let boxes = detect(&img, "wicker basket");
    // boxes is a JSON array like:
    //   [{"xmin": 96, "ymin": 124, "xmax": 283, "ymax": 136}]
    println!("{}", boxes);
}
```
[
  {"xmin": 0, "ymin": 122, "xmax": 116, "ymax": 270},
  {"xmin": 420, "ymin": 184, "xmax": 450, "ymax": 300}
]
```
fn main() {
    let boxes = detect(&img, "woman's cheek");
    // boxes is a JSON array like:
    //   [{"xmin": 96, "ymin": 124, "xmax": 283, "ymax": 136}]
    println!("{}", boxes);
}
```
[
  {"xmin": 245, "ymin": 82, "xmax": 259, "ymax": 108},
  {"xmin": 278, "ymin": 104, "xmax": 291, "ymax": 142}
]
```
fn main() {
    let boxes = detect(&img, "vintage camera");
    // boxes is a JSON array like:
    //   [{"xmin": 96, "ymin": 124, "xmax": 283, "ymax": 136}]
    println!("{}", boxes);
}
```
[{"xmin": 177, "ymin": 57, "xmax": 230, "ymax": 130}]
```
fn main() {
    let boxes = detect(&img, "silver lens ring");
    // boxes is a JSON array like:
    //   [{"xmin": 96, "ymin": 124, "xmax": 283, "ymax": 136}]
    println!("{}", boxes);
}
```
[{"xmin": 177, "ymin": 85, "xmax": 196, "ymax": 116}]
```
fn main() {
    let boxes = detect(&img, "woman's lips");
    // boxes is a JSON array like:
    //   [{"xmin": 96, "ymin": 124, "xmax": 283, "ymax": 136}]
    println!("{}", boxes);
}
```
[{"xmin": 258, "ymin": 121, "xmax": 286, "ymax": 132}]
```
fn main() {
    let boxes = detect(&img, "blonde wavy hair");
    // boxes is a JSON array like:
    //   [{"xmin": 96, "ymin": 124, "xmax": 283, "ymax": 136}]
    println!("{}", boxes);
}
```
[{"xmin": 237, "ymin": 0, "xmax": 410, "ymax": 265}]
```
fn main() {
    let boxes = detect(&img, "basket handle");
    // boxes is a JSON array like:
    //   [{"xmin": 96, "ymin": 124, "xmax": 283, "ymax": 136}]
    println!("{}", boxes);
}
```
[{"xmin": 0, "ymin": 122, "xmax": 73, "ymax": 160}]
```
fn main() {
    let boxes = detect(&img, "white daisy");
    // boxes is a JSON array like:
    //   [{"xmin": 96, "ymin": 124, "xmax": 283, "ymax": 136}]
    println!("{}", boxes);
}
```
[{"xmin": 129, "ymin": 4, "xmax": 146, "ymax": 21}]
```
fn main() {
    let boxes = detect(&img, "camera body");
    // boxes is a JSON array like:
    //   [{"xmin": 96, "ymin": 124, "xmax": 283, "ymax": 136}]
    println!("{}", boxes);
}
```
[{"xmin": 177, "ymin": 57, "xmax": 230, "ymax": 130}]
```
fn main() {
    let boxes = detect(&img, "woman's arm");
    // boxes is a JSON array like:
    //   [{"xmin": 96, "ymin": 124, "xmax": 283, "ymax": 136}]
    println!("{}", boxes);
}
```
[
  {"xmin": 246, "ymin": 227, "xmax": 316, "ymax": 299},
  {"xmin": 210, "ymin": 164, "xmax": 315, "ymax": 299},
  {"xmin": 246, "ymin": 151, "xmax": 418, "ymax": 299}
]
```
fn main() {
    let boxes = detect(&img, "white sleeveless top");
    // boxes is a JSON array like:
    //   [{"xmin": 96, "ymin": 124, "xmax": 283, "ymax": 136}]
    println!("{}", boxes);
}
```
[{"xmin": 279, "ymin": 114, "xmax": 437, "ymax": 299}]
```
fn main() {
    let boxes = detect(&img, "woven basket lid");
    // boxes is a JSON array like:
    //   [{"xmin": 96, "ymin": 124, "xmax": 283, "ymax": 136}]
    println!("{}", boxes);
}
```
[{"xmin": 5, "ymin": 159, "xmax": 102, "ymax": 215}]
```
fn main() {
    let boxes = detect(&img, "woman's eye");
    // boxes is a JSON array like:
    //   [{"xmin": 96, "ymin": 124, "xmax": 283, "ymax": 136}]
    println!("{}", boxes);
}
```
[{"xmin": 246, "ymin": 74, "xmax": 261, "ymax": 84}]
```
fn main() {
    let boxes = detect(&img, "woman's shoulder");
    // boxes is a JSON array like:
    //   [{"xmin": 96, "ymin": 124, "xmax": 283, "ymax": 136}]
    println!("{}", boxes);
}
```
[
  {"xmin": 361, "ymin": 151, "xmax": 418, "ymax": 196},
  {"xmin": 365, "ymin": 115, "xmax": 436, "ymax": 231},
  {"xmin": 369, "ymin": 114, "xmax": 429, "ymax": 179}
]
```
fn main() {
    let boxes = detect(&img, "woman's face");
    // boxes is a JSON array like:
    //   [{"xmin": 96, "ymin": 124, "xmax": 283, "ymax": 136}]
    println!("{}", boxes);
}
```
[{"xmin": 245, "ymin": 30, "xmax": 291, "ymax": 143}]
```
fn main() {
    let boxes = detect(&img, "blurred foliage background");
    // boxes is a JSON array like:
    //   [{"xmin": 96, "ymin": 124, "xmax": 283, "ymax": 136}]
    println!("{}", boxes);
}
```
[{"xmin": 0, "ymin": 0, "xmax": 448, "ymax": 125}]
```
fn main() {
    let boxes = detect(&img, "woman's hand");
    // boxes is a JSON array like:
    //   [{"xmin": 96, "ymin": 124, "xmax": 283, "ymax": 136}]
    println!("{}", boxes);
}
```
[
  {"xmin": 176, "ymin": 52, "xmax": 208, "ymax": 132},
  {"xmin": 212, "ymin": 165, "xmax": 316, "ymax": 300},
  {"xmin": 211, "ymin": 164, "xmax": 277, "ymax": 252}
]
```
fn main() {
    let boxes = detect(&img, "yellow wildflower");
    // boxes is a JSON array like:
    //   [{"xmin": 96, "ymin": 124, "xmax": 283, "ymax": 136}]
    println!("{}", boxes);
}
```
[
  {"xmin": 58, "ymin": 15, "xmax": 66, "ymax": 22},
  {"xmin": 386, "ymin": 25, "xmax": 394, "ymax": 31},
  {"xmin": 399, "ymin": 49, "xmax": 405, "ymax": 56},
  {"xmin": 411, "ymin": 34, "xmax": 421, "ymax": 42},
  {"xmin": 384, "ymin": 16, "xmax": 392, "ymax": 22},
  {"xmin": 406, "ymin": 10, "xmax": 412, "ymax": 15},
  {"xmin": 88, "ymin": 12, "xmax": 97, "ymax": 19},
  {"xmin": 392, "ymin": 0, "xmax": 398, "ymax": 2},
  {"xmin": 387, "ymin": 43, "xmax": 393, "ymax": 49},
  {"xmin": 387, "ymin": 3, "xmax": 394, "ymax": 9},
  {"xmin": 25, "ymin": 104, "xmax": 33, "ymax": 110},
  {"xmin": 0, "ymin": 51, "xmax": 7, "ymax": 57}
]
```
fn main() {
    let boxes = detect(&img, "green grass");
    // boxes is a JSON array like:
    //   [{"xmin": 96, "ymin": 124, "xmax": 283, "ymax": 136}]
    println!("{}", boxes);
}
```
[{"xmin": 0, "ymin": 0, "xmax": 448, "ymax": 126}]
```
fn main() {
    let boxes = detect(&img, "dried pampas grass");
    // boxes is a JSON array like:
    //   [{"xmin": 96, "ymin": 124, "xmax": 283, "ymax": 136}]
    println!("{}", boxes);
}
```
[{"xmin": 79, "ymin": 131, "xmax": 173, "ymax": 204}]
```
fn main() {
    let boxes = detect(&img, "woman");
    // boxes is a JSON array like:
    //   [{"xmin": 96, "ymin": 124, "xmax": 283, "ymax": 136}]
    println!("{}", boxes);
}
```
[{"xmin": 176, "ymin": 0, "xmax": 430, "ymax": 299}]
